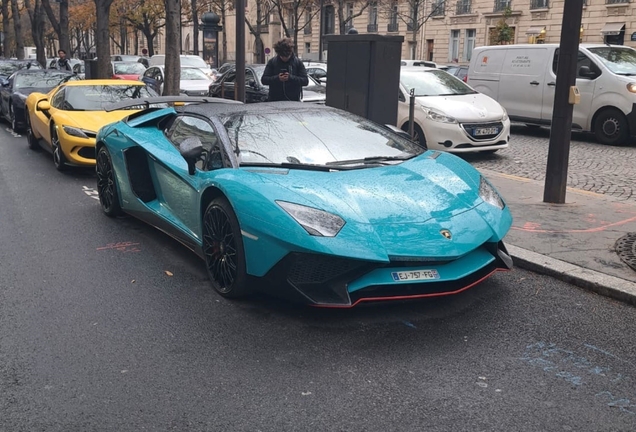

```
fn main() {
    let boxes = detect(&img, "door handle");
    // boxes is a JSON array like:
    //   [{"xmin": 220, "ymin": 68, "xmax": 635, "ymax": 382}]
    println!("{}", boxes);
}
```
[
  {"xmin": 547, "ymin": 82, "xmax": 556, "ymax": 87},
  {"xmin": 530, "ymin": 81, "xmax": 540, "ymax": 86}
]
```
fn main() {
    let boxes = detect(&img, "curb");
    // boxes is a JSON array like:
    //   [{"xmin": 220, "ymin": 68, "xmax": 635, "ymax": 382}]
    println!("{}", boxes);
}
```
[{"xmin": 507, "ymin": 244, "xmax": 636, "ymax": 307}]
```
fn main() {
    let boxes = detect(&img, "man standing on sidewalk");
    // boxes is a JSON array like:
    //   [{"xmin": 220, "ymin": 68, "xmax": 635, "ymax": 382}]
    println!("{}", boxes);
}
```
[{"xmin": 261, "ymin": 38, "xmax": 308, "ymax": 102}]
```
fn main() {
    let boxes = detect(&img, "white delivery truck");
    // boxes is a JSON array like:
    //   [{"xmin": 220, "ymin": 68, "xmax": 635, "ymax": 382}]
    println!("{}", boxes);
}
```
[{"xmin": 467, "ymin": 43, "xmax": 636, "ymax": 145}]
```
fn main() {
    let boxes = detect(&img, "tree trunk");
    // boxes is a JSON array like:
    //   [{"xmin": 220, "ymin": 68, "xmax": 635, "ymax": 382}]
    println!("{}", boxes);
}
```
[
  {"xmin": 120, "ymin": 16, "xmax": 128, "ymax": 54},
  {"xmin": 337, "ymin": 1, "xmax": 345, "ymax": 35},
  {"xmin": 2, "ymin": 1, "xmax": 11, "ymax": 58},
  {"xmin": 11, "ymin": 0, "xmax": 25, "ymax": 59},
  {"xmin": 191, "ymin": 0, "xmax": 199, "ymax": 55},
  {"xmin": 42, "ymin": 0, "xmax": 70, "ymax": 53},
  {"xmin": 221, "ymin": 7, "xmax": 227, "ymax": 63},
  {"xmin": 164, "ymin": 0, "xmax": 181, "ymax": 95},
  {"xmin": 94, "ymin": 0, "xmax": 114, "ymax": 78},
  {"xmin": 24, "ymin": 0, "xmax": 46, "ymax": 67},
  {"xmin": 143, "ymin": 30, "xmax": 156, "ymax": 57}
]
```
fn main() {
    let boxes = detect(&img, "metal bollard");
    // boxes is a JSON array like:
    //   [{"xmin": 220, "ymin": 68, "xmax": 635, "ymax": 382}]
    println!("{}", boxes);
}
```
[{"xmin": 408, "ymin": 88, "xmax": 415, "ymax": 140}]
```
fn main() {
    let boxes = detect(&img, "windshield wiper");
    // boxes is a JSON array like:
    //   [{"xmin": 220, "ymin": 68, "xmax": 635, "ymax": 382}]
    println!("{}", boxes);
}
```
[
  {"xmin": 326, "ymin": 155, "xmax": 414, "ymax": 166},
  {"xmin": 240, "ymin": 162, "xmax": 344, "ymax": 172},
  {"xmin": 615, "ymin": 72, "xmax": 636, "ymax": 76}
]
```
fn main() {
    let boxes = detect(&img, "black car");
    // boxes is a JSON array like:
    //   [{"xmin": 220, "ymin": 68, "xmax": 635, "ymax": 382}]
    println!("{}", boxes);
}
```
[
  {"xmin": 0, "ymin": 69, "xmax": 74, "ymax": 132},
  {"xmin": 0, "ymin": 59, "xmax": 42, "ymax": 80},
  {"xmin": 208, "ymin": 64, "xmax": 326, "ymax": 104}
]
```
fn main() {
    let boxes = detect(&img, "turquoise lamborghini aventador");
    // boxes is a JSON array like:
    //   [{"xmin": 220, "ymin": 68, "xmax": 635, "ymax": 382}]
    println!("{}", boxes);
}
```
[{"xmin": 96, "ymin": 98, "xmax": 513, "ymax": 307}]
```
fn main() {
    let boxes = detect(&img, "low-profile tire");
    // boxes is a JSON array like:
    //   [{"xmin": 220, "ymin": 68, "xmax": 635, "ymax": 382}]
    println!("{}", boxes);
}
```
[
  {"xmin": 594, "ymin": 108, "xmax": 629, "ymax": 146},
  {"xmin": 202, "ymin": 198, "xmax": 251, "ymax": 298},
  {"xmin": 401, "ymin": 123, "xmax": 427, "ymax": 148},
  {"xmin": 25, "ymin": 115, "xmax": 39, "ymax": 150},
  {"xmin": 9, "ymin": 104, "xmax": 21, "ymax": 133},
  {"xmin": 51, "ymin": 125, "xmax": 68, "ymax": 171},
  {"xmin": 96, "ymin": 146, "xmax": 123, "ymax": 217}
]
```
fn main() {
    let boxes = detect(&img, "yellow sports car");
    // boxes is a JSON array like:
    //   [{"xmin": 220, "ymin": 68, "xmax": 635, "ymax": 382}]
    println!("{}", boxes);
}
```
[{"xmin": 25, "ymin": 79, "xmax": 158, "ymax": 171}]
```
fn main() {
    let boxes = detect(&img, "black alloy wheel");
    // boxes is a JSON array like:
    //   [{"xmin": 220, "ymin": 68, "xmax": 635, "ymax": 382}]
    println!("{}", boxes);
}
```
[
  {"xmin": 594, "ymin": 108, "xmax": 629, "ymax": 146},
  {"xmin": 51, "ymin": 125, "xmax": 68, "ymax": 171},
  {"xmin": 202, "ymin": 198, "xmax": 250, "ymax": 298},
  {"xmin": 26, "ymin": 114, "xmax": 39, "ymax": 150},
  {"xmin": 96, "ymin": 146, "xmax": 123, "ymax": 217}
]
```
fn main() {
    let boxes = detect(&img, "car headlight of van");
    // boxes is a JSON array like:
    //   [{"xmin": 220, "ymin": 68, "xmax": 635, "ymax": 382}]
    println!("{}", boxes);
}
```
[
  {"xmin": 479, "ymin": 177, "xmax": 505, "ymax": 209},
  {"xmin": 277, "ymin": 201, "xmax": 345, "ymax": 237},
  {"xmin": 62, "ymin": 126, "xmax": 93, "ymax": 139},
  {"xmin": 421, "ymin": 106, "xmax": 457, "ymax": 124},
  {"xmin": 627, "ymin": 83, "xmax": 636, "ymax": 93}
]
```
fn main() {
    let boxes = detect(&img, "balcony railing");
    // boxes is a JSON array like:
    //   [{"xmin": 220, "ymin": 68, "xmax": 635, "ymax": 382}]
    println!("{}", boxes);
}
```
[
  {"xmin": 367, "ymin": 23, "xmax": 378, "ymax": 32},
  {"xmin": 606, "ymin": 0, "xmax": 629, "ymax": 4},
  {"xmin": 493, "ymin": 0, "xmax": 511, "ymax": 11},
  {"xmin": 530, "ymin": 0, "xmax": 549, "ymax": 8},
  {"xmin": 456, "ymin": 0, "xmax": 471, "ymax": 14},
  {"xmin": 431, "ymin": 1, "xmax": 445, "ymax": 16},
  {"xmin": 387, "ymin": 23, "xmax": 399, "ymax": 32}
]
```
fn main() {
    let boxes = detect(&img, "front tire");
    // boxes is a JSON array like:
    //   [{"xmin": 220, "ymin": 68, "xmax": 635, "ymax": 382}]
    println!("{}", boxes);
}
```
[
  {"xmin": 401, "ymin": 123, "xmax": 427, "ymax": 148},
  {"xmin": 51, "ymin": 125, "xmax": 68, "ymax": 171},
  {"xmin": 96, "ymin": 146, "xmax": 123, "ymax": 217},
  {"xmin": 202, "ymin": 198, "xmax": 251, "ymax": 298},
  {"xmin": 594, "ymin": 108, "xmax": 629, "ymax": 146}
]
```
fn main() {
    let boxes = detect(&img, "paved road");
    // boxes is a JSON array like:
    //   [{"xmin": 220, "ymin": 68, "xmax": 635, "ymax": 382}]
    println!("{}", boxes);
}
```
[
  {"xmin": 465, "ymin": 124, "xmax": 636, "ymax": 202},
  {"xmin": 1, "ymin": 126, "xmax": 636, "ymax": 431}
]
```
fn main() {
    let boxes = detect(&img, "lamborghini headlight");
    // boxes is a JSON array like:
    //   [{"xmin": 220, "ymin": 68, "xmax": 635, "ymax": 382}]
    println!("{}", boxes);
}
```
[
  {"xmin": 277, "ymin": 201, "xmax": 345, "ymax": 237},
  {"xmin": 479, "ymin": 177, "xmax": 505, "ymax": 210},
  {"xmin": 421, "ymin": 106, "xmax": 457, "ymax": 124},
  {"xmin": 62, "ymin": 125, "xmax": 92, "ymax": 139}
]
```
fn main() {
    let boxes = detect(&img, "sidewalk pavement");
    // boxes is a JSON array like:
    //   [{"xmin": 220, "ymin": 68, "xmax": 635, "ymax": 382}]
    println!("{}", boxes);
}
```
[{"xmin": 481, "ymin": 168, "xmax": 636, "ymax": 306}]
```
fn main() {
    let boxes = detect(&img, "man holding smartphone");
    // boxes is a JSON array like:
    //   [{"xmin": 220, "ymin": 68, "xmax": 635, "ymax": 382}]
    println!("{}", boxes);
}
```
[{"xmin": 261, "ymin": 38, "xmax": 309, "ymax": 102}]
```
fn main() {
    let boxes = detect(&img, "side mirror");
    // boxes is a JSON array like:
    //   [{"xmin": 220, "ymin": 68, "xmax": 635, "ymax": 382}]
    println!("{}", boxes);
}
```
[
  {"xmin": 578, "ymin": 65, "xmax": 595, "ymax": 79},
  {"xmin": 1, "ymin": 80, "xmax": 9, "ymax": 87},
  {"xmin": 37, "ymin": 100, "xmax": 51, "ymax": 111},
  {"xmin": 179, "ymin": 136, "xmax": 204, "ymax": 175}
]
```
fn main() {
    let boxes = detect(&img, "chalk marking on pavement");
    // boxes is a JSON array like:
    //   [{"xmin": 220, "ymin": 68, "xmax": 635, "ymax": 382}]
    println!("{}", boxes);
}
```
[
  {"xmin": 82, "ymin": 185, "xmax": 100, "ymax": 201},
  {"xmin": 484, "ymin": 170, "xmax": 607, "ymax": 199},
  {"xmin": 512, "ymin": 214, "xmax": 636, "ymax": 234},
  {"xmin": 96, "ymin": 241, "xmax": 141, "ymax": 253}
]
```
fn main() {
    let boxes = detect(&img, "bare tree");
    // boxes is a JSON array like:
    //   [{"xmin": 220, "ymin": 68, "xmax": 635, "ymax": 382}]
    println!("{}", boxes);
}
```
[
  {"xmin": 24, "ymin": 0, "xmax": 46, "ymax": 67},
  {"xmin": 2, "ymin": 1, "xmax": 12, "ymax": 57},
  {"xmin": 164, "ymin": 0, "xmax": 181, "ymax": 95},
  {"xmin": 335, "ymin": 0, "xmax": 372, "ymax": 35},
  {"xmin": 271, "ymin": 0, "xmax": 320, "ymax": 51},
  {"xmin": 245, "ymin": 0, "xmax": 274, "ymax": 63},
  {"xmin": 94, "ymin": 0, "xmax": 115, "ymax": 78},
  {"xmin": 11, "ymin": 0, "xmax": 25, "ymax": 59},
  {"xmin": 42, "ymin": 0, "xmax": 70, "ymax": 53}
]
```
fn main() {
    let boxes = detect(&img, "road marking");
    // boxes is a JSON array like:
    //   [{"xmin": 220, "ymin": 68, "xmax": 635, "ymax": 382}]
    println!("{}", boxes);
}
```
[
  {"xmin": 82, "ymin": 185, "xmax": 100, "ymax": 200},
  {"xmin": 96, "ymin": 241, "xmax": 141, "ymax": 253}
]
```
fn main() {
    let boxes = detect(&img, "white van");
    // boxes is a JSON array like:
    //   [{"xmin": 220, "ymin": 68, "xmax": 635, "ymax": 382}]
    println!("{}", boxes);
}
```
[{"xmin": 467, "ymin": 44, "xmax": 636, "ymax": 145}]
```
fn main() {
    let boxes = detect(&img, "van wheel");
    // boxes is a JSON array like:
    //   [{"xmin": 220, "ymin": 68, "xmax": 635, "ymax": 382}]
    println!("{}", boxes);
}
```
[
  {"xmin": 401, "ymin": 123, "xmax": 427, "ymax": 148},
  {"xmin": 594, "ymin": 108, "xmax": 629, "ymax": 146}
]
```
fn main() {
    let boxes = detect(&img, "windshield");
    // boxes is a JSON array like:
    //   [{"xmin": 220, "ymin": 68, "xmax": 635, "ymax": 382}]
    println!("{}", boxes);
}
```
[
  {"xmin": 0, "ymin": 61, "xmax": 37, "ymax": 77},
  {"xmin": 180, "ymin": 68, "xmax": 209, "ymax": 80},
  {"xmin": 588, "ymin": 47, "xmax": 636, "ymax": 75},
  {"xmin": 222, "ymin": 109, "xmax": 424, "ymax": 166},
  {"xmin": 400, "ymin": 69, "xmax": 476, "ymax": 96},
  {"xmin": 14, "ymin": 72, "xmax": 71, "ymax": 88},
  {"xmin": 63, "ymin": 85, "xmax": 158, "ymax": 111},
  {"xmin": 113, "ymin": 62, "xmax": 146, "ymax": 75},
  {"xmin": 181, "ymin": 57, "xmax": 207, "ymax": 68}
]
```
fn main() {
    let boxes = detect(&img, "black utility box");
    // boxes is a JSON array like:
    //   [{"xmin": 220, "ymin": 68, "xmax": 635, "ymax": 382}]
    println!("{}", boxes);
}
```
[
  {"xmin": 324, "ymin": 34, "xmax": 403, "ymax": 126},
  {"xmin": 84, "ymin": 59, "xmax": 98, "ymax": 79}
]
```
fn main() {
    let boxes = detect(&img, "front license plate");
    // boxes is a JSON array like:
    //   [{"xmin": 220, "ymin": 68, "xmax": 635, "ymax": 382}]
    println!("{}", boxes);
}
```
[
  {"xmin": 391, "ymin": 269, "xmax": 440, "ymax": 282},
  {"xmin": 474, "ymin": 127, "xmax": 498, "ymax": 136}
]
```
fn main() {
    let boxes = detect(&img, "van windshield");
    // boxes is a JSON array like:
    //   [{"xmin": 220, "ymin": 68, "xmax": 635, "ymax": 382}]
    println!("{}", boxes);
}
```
[
  {"xmin": 400, "ymin": 70, "xmax": 476, "ymax": 97},
  {"xmin": 588, "ymin": 47, "xmax": 636, "ymax": 76}
]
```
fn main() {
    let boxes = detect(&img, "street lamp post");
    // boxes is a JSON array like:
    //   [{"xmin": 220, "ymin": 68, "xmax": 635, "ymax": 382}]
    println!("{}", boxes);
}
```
[{"xmin": 201, "ymin": 11, "xmax": 222, "ymax": 69}]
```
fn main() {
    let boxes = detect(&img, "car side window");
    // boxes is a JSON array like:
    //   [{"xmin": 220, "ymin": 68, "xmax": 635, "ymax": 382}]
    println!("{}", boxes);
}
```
[
  {"xmin": 552, "ymin": 49, "xmax": 601, "ymax": 79},
  {"xmin": 144, "ymin": 68, "xmax": 154, "ymax": 78},
  {"xmin": 167, "ymin": 115, "xmax": 228, "ymax": 171},
  {"xmin": 225, "ymin": 72, "xmax": 236, "ymax": 84},
  {"xmin": 50, "ymin": 88, "xmax": 66, "ymax": 109},
  {"xmin": 245, "ymin": 69, "xmax": 256, "ymax": 86}
]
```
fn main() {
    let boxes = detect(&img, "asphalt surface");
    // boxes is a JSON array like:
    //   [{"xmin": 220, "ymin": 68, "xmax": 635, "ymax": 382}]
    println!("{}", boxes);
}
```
[{"xmin": 1, "ymin": 126, "xmax": 636, "ymax": 431}]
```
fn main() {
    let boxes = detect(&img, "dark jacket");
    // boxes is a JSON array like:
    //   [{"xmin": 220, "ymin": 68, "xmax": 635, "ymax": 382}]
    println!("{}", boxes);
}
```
[
  {"xmin": 56, "ymin": 58, "xmax": 72, "ymax": 71},
  {"xmin": 261, "ymin": 54, "xmax": 309, "ymax": 102}
]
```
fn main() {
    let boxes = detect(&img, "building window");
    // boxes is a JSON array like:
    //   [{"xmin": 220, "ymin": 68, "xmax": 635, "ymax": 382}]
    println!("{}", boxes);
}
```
[
  {"xmin": 368, "ymin": 1, "xmax": 378, "ymax": 32},
  {"xmin": 388, "ymin": 2, "xmax": 399, "ymax": 32},
  {"xmin": 493, "ymin": 0, "xmax": 511, "ymax": 12},
  {"xmin": 305, "ymin": 42, "xmax": 311, "ymax": 54},
  {"xmin": 431, "ymin": 0, "xmax": 445, "ymax": 17},
  {"xmin": 449, "ymin": 29, "xmax": 460, "ymax": 62},
  {"xmin": 530, "ymin": 0, "xmax": 549, "ymax": 9},
  {"xmin": 456, "ymin": 0, "xmax": 471, "ymax": 14},
  {"xmin": 606, "ymin": 0, "xmax": 628, "ymax": 3},
  {"xmin": 345, "ymin": 2, "xmax": 354, "ymax": 32},
  {"xmin": 323, "ymin": 5, "xmax": 335, "ymax": 35},
  {"xmin": 464, "ymin": 29, "xmax": 476, "ymax": 61},
  {"xmin": 304, "ymin": 8, "xmax": 312, "ymax": 34}
]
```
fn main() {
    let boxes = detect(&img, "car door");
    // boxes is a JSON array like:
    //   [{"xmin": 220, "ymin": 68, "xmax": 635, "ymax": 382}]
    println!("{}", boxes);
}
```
[
  {"xmin": 146, "ymin": 114, "xmax": 229, "ymax": 238},
  {"xmin": 32, "ymin": 87, "xmax": 62, "ymax": 145},
  {"xmin": 542, "ymin": 49, "xmax": 599, "ymax": 130},
  {"xmin": 141, "ymin": 67, "xmax": 160, "ymax": 93},
  {"xmin": 220, "ymin": 70, "xmax": 236, "ymax": 100},
  {"xmin": 245, "ymin": 68, "xmax": 266, "ymax": 103}
]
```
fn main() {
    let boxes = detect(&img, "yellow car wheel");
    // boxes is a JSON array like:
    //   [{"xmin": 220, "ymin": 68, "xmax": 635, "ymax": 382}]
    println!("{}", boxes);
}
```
[{"xmin": 51, "ymin": 125, "xmax": 68, "ymax": 171}]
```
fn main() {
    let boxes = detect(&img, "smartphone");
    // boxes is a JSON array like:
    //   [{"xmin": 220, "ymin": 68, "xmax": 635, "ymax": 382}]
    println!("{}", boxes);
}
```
[{"xmin": 279, "ymin": 68, "xmax": 288, "ymax": 74}]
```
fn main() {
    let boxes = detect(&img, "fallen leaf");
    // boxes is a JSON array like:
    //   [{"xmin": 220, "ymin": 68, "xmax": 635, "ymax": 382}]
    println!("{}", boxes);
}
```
[
  {"xmin": 165, "ymin": 271, "xmax": 173, "ymax": 277},
  {"xmin": 301, "ymin": 391, "xmax": 312, "ymax": 396},
  {"xmin": 131, "ymin": 279, "xmax": 136, "ymax": 283}
]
